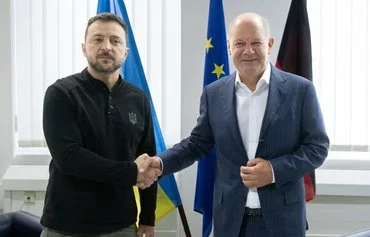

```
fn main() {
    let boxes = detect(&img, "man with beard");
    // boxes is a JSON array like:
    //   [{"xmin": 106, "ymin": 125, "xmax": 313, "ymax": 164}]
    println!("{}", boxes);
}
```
[{"xmin": 40, "ymin": 13, "xmax": 160, "ymax": 237}]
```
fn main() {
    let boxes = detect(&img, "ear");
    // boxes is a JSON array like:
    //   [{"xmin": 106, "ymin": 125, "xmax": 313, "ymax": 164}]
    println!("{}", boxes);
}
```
[
  {"xmin": 123, "ymin": 47, "xmax": 129, "ymax": 61},
  {"xmin": 81, "ymin": 43, "xmax": 87, "ymax": 57},
  {"xmin": 227, "ymin": 40, "xmax": 231, "ymax": 55},
  {"xmin": 268, "ymin": 37, "xmax": 274, "ymax": 55}
]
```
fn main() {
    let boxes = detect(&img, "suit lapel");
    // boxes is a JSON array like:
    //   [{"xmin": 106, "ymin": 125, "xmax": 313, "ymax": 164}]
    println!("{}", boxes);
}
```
[
  {"xmin": 220, "ymin": 73, "xmax": 248, "ymax": 158},
  {"xmin": 259, "ymin": 66, "xmax": 289, "ymax": 138},
  {"xmin": 219, "ymin": 67, "xmax": 289, "ymax": 158}
]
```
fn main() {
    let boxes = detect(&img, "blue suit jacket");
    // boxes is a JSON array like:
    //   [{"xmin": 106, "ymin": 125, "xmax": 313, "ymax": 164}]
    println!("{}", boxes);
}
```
[{"xmin": 160, "ymin": 66, "xmax": 329, "ymax": 237}]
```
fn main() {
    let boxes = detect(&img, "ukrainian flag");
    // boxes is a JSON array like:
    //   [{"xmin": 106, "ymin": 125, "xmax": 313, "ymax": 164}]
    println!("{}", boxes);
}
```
[
  {"xmin": 97, "ymin": 0, "xmax": 182, "ymax": 220},
  {"xmin": 193, "ymin": 0, "xmax": 229, "ymax": 236}
]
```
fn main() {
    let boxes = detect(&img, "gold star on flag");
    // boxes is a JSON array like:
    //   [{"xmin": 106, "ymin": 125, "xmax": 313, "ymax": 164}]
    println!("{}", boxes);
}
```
[
  {"xmin": 212, "ymin": 63, "xmax": 225, "ymax": 79},
  {"xmin": 205, "ymin": 37, "xmax": 213, "ymax": 53}
]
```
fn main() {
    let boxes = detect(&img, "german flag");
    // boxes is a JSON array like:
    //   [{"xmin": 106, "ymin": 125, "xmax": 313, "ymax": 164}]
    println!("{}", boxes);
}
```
[{"xmin": 276, "ymin": 0, "xmax": 316, "ymax": 201}]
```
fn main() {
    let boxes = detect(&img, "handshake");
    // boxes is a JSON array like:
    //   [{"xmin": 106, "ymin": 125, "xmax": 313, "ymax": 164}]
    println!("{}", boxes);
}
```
[{"xmin": 134, "ymin": 153, "xmax": 162, "ymax": 189}]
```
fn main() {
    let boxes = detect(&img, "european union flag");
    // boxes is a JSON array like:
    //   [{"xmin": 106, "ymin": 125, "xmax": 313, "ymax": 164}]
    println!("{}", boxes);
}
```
[
  {"xmin": 97, "ymin": 0, "xmax": 182, "ymax": 220},
  {"xmin": 193, "ymin": 0, "xmax": 229, "ymax": 236}
]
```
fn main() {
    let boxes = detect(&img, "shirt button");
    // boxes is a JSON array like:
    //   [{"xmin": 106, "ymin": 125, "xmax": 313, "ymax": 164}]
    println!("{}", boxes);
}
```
[{"xmin": 110, "ymin": 105, "xmax": 114, "ymax": 109}]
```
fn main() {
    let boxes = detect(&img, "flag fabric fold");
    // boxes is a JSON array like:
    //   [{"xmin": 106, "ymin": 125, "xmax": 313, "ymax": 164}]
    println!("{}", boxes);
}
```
[
  {"xmin": 193, "ymin": 0, "xmax": 229, "ymax": 236},
  {"xmin": 275, "ymin": 0, "xmax": 316, "ymax": 201},
  {"xmin": 97, "ymin": 0, "xmax": 182, "ymax": 219}
]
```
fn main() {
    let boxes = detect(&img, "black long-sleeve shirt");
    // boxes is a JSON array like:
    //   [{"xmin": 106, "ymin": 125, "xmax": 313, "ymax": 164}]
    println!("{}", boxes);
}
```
[{"xmin": 41, "ymin": 68, "xmax": 157, "ymax": 234}]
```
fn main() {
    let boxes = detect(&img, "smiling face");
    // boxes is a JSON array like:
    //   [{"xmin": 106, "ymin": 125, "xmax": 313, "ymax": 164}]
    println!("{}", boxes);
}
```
[
  {"xmin": 228, "ymin": 13, "xmax": 274, "ymax": 81},
  {"xmin": 82, "ymin": 20, "xmax": 128, "ymax": 75}
]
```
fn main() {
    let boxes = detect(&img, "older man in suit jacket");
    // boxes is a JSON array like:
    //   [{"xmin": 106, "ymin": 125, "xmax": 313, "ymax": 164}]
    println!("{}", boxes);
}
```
[{"xmin": 142, "ymin": 12, "xmax": 329, "ymax": 237}]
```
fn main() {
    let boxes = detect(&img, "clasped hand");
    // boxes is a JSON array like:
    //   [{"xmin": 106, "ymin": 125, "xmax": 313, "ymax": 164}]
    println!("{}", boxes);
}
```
[
  {"xmin": 240, "ymin": 158, "xmax": 273, "ymax": 188},
  {"xmin": 134, "ymin": 154, "xmax": 162, "ymax": 189}
]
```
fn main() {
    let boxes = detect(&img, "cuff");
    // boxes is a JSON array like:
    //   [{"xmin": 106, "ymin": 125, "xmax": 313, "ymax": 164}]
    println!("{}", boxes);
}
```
[
  {"xmin": 156, "ymin": 156, "xmax": 164, "ymax": 172},
  {"xmin": 268, "ymin": 161, "xmax": 275, "ymax": 183}
]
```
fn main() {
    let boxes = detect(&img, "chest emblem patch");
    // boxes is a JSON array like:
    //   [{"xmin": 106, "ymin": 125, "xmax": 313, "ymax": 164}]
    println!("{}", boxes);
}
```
[{"xmin": 128, "ymin": 112, "xmax": 137, "ymax": 125}]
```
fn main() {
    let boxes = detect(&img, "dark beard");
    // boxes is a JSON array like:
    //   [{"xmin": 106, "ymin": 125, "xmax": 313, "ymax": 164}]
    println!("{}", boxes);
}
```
[{"xmin": 88, "ymin": 59, "xmax": 121, "ymax": 74}]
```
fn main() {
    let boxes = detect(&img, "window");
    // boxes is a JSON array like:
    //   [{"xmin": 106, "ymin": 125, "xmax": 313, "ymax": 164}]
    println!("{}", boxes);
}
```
[
  {"xmin": 308, "ymin": 0, "xmax": 370, "ymax": 162},
  {"xmin": 12, "ymin": 0, "xmax": 181, "ymax": 159}
]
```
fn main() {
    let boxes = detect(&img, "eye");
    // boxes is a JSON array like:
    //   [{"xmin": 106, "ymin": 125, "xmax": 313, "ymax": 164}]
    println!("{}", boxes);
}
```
[
  {"xmin": 93, "ymin": 38, "xmax": 103, "ymax": 43},
  {"xmin": 234, "ymin": 42, "xmax": 245, "ymax": 48},
  {"xmin": 252, "ymin": 42, "xmax": 263, "ymax": 47},
  {"xmin": 111, "ymin": 38, "xmax": 122, "ymax": 45}
]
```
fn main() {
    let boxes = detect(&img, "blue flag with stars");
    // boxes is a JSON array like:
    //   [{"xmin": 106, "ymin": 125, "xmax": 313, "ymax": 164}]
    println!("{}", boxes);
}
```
[
  {"xmin": 193, "ymin": 0, "xmax": 229, "ymax": 236},
  {"xmin": 97, "ymin": 0, "xmax": 182, "ymax": 220}
]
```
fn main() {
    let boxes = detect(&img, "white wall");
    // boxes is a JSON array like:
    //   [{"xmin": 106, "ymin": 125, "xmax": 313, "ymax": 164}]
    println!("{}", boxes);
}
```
[{"xmin": 179, "ymin": 0, "xmax": 291, "ymax": 235}]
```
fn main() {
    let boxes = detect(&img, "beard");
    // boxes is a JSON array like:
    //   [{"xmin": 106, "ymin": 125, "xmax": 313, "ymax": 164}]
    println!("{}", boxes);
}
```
[{"xmin": 87, "ymin": 56, "xmax": 122, "ymax": 74}]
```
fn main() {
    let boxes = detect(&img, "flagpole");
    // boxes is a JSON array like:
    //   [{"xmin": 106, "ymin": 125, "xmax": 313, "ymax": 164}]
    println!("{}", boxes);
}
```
[{"xmin": 178, "ymin": 205, "xmax": 192, "ymax": 237}]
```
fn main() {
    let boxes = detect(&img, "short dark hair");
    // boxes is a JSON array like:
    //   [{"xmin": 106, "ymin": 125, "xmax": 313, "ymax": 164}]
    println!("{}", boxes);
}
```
[{"xmin": 84, "ymin": 13, "xmax": 128, "ymax": 42}]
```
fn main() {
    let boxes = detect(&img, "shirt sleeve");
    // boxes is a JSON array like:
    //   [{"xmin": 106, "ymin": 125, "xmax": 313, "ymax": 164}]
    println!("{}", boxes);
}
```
[{"xmin": 269, "ymin": 161, "xmax": 275, "ymax": 183}]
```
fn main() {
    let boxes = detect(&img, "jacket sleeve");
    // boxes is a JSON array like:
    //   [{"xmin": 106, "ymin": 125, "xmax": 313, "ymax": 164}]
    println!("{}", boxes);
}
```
[
  {"xmin": 269, "ymin": 82, "xmax": 330, "ymax": 188},
  {"xmin": 159, "ymin": 88, "xmax": 215, "ymax": 176}
]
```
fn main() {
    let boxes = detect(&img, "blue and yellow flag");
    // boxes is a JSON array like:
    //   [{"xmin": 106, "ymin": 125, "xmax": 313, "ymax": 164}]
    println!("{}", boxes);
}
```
[
  {"xmin": 97, "ymin": 0, "xmax": 182, "ymax": 220},
  {"xmin": 193, "ymin": 0, "xmax": 229, "ymax": 236}
]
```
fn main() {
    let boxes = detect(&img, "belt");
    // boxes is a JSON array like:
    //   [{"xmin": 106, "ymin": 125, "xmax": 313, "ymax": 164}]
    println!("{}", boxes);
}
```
[{"xmin": 245, "ymin": 207, "xmax": 262, "ymax": 216}]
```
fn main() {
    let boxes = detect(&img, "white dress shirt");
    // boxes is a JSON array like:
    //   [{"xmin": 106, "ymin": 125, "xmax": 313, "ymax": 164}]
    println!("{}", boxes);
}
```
[{"xmin": 235, "ymin": 63, "xmax": 271, "ymax": 208}]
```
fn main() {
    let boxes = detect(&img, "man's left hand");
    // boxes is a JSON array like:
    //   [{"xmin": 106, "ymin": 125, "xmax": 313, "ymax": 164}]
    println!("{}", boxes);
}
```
[
  {"xmin": 137, "ymin": 224, "xmax": 154, "ymax": 237},
  {"xmin": 240, "ymin": 158, "xmax": 273, "ymax": 188}
]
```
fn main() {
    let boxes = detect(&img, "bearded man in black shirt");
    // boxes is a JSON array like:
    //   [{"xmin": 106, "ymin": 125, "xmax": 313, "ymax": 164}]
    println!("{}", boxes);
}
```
[{"xmin": 40, "ymin": 13, "xmax": 160, "ymax": 237}]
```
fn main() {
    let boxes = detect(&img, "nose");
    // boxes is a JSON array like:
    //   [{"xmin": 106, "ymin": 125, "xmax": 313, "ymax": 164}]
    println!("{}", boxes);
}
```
[
  {"xmin": 243, "ymin": 45, "xmax": 255, "ymax": 54},
  {"xmin": 101, "ymin": 39, "xmax": 112, "ymax": 50}
]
